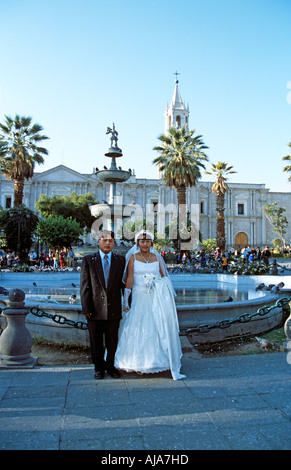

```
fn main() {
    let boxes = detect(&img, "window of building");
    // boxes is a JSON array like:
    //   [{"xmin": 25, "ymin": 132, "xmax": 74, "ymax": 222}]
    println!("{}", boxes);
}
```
[
  {"xmin": 5, "ymin": 196, "xmax": 12, "ymax": 209},
  {"xmin": 238, "ymin": 203, "xmax": 244, "ymax": 215},
  {"xmin": 200, "ymin": 201, "xmax": 204, "ymax": 214}
]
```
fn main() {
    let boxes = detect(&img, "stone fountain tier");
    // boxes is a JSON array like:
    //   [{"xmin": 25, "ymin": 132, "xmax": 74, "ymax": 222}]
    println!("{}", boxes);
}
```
[
  {"xmin": 105, "ymin": 145, "xmax": 123, "ymax": 158},
  {"xmin": 95, "ymin": 138, "xmax": 131, "ymax": 195},
  {"xmin": 97, "ymin": 145, "xmax": 130, "ymax": 183},
  {"xmin": 97, "ymin": 168, "xmax": 131, "ymax": 183},
  {"xmin": 89, "ymin": 200, "xmax": 132, "ymax": 218}
]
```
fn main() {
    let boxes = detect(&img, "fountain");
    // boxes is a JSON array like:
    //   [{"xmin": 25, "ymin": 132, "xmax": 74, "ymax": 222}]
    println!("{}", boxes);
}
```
[
  {"xmin": 90, "ymin": 123, "xmax": 131, "ymax": 237},
  {"xmin": 0, "ymin": 271, "xmax": 289, "ymax": 347}
]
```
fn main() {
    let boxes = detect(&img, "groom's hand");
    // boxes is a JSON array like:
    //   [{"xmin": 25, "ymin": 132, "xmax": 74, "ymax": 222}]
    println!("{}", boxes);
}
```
[{"xmin": 85, "ymin": 313, "xmax": 92, "ymax": 319}]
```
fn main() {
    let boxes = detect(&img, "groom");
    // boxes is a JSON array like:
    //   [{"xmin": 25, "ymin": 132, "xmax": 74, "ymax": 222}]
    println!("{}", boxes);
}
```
[{"xmin": 80, "ymin": 230, "xmax": 125, "ymax": 379}]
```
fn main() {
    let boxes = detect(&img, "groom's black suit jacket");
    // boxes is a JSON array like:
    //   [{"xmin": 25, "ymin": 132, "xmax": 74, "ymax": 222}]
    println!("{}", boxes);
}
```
[{"xmin": 80, "ymin": 251, "xmax": 125, "ymax": 321}]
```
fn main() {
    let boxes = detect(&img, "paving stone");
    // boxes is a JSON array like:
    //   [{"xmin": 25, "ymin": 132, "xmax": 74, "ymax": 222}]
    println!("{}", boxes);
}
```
[{"xmin": 0, "ymin": 352, "xmax": 290, "ymax": 451}]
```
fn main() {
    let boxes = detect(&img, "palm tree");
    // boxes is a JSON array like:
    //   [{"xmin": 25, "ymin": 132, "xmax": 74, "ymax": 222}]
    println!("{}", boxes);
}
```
[
  {"xmin": 282, "ymin": 142, "xmax": 291, "ymax": 181},
  {"xmin": 0, "ymin": 115, "xmax": 49, "ymax": 206},
  {"xmin": 153, "ymin": 126, "xmax": 208, "ymax": 246},
  {"xmin": 205, "ymin": 161, "xmax": 236, "ymax": 251}
]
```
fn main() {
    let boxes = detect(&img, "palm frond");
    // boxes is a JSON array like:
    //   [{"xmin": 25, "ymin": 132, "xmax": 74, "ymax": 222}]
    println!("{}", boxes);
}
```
[
  {"xmin": 0, "ymin": 114, "xmax": 49, "ymax": 204},
  {"xmin": 152, "ymin": 125, "xmax": 209, "ymax": 212}
]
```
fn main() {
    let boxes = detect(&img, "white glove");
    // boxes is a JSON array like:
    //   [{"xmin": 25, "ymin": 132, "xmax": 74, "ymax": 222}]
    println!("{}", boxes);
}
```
[{"xmin": 123, "ymin": 288, "xmax": 131, "ymax": 312}]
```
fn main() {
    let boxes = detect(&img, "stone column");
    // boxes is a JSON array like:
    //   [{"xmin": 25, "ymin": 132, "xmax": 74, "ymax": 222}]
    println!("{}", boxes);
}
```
[{"xmin": 0, "ymin": 289, "xmax": 37, "ymax": 368}]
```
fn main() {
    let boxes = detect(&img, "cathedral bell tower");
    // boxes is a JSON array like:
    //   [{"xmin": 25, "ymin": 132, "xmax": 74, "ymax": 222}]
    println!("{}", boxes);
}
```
[
  {"xmin": 158, "ymin": 76, "xmax": 190, "ymax": 178},
  {"xmin": 165, "ymin": 76, "xmax": 189, "ymax": 132}
]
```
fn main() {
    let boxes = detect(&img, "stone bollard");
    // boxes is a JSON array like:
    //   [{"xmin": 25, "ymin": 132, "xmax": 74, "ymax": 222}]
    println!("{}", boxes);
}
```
[
  {"xmin": 0, "ymin": 288, "xmax": 37, "ymax": 368},
  {"xmin": 269, "ymin": 260, "xmax": 278, "ymax": 275}
]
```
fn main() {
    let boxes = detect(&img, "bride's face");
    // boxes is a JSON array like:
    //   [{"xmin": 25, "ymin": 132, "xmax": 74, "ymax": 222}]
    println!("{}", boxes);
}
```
[{"xmin": 138, "ymin": 237, "xmax": 152, "ymax": 252}]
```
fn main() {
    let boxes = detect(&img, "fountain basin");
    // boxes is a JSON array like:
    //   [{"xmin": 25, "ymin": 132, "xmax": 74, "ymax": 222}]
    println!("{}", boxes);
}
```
[
  {"xmin": 0, "ymin": 272, "xmax": 289, "ymax": 346},
  {"xmin": 97, "ymin": 169, "xmax": 130, "ymax": 183},
  {"xmin": 173, "ymin": 274, "xmax": 289, "ymax": 344}
]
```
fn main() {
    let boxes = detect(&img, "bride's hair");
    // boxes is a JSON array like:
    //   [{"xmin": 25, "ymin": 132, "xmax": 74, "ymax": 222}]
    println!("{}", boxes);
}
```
[
  {"xmin": 136, "ymin": 231, "xmax": 153, "ymax": 247},
  {"xmin": 135, "ymin": 229, "xmax": 154, "ymax": 246}
]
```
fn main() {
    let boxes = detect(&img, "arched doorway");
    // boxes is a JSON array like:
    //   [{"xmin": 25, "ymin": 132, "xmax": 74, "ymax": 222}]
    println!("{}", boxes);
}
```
[{"xmin": 235, "ymin": 232, "xmax": 248, "ymax": 250}]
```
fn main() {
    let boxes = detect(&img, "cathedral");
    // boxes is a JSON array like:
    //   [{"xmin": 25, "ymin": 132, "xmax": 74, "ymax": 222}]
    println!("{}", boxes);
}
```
[{"xmin": 1, "ymin": 80, "xmax": 290, "ymax": 250}]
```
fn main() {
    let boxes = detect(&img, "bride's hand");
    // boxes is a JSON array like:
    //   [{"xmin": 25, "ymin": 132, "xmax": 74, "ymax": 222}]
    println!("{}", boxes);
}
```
[{"xmin": 122, "ymin": 288, "xmax": 131, "ymax": 312}]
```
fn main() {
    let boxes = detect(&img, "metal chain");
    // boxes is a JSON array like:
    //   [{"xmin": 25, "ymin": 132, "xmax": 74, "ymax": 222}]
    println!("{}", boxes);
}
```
[
  {"xmin": 1, "ymin": 297, "xmax": 290, "ymax": 336},
  {"xmin": 179, "ymin": 297, "xmax": 291, "ymax": 336},
  {"xmin": 29, "ymin": 306, "xmax": 88, "ymax": 330}
]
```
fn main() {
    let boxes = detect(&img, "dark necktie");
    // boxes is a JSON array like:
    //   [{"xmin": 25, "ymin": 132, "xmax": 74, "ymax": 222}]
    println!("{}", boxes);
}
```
[{"xmin": 103, "ymin": 254, "xmax": 110, "ymax": 288}]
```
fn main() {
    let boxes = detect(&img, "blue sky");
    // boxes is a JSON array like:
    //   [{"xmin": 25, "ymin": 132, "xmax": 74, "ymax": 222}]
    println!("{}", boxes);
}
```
[{"xmin": 0, "ymin": 0, "xmax": 291, "ymax": 192}]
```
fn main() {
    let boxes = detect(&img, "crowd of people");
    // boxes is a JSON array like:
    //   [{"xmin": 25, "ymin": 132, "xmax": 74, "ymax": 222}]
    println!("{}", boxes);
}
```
[
  {"xmin": 0, "ymin": 243, "xmax": 276, "ymax": 273},
  {"xmin": 0, "ymin": 250, "xmax": 20, "ymax": 267},
  {"xmin": 0, "ymin": 247, "xmax": 75, "ymax": 269},
  {"xmin": 164, "ymin": 244, "xmax": 273, "ymax": 272}
]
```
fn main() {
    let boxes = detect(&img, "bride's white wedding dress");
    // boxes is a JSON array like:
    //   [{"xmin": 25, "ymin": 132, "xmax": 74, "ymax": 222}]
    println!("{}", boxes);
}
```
[{"xmin": 114, "ymin": 259, "xmax": 186, "ymax": 380}]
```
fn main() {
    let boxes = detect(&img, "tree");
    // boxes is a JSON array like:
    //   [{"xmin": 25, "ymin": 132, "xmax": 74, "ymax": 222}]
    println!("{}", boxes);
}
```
[
  {"xmin": 36, "ymin": 215, "xmax": 83, "ymax": 250},
  {"xmin": 35, "ymin": 192, "xmax": 98, "ymax": 233},
  {"xmin": 153, "ymin": 126, "xmax": 208, "ymax": 248},
  {"xmin": 262, "ymin": 202, "xmax": 288, "ymax": 248},
  {"xmin": 282, "ymin": 142, "xmax": 291, "ymax": 181},
  {"xmin": 0, "ymin": 205, "xmax": 39, "ymax": 261},
  {"xmin": 0, "ymin": 115, "xmax": 49, "ymax": 206},
  {"xmin": 205, "ymin": 161, "xmax": 236, "ymax": 251},
  {"xmin": 200, "ymin": 238, "xmax": 217, "ymax": 253}
]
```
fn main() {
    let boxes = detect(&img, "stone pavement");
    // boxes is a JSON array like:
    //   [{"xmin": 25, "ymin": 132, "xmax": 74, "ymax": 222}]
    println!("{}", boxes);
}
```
[{"xmin": 0, "ymin": 352, "xmax": 290, "ymax": 451}]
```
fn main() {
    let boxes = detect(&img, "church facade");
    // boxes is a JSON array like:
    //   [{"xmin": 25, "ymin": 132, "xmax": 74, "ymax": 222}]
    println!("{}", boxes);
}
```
[{"xmin": 1, "ymin": 81, "xmax": 290, "ymax": 250}]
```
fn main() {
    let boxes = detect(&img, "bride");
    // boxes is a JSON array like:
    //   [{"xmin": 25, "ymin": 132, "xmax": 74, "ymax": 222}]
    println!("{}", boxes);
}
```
[{"xmin": 114, "ymin": 230, "xmax": 186, "ymax": 380}]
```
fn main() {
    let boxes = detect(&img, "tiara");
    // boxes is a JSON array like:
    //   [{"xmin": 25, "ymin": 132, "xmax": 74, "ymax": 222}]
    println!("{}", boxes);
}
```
[{"xmin": 134, "ymin": 229, "xmax": 154, "ymax": 242}]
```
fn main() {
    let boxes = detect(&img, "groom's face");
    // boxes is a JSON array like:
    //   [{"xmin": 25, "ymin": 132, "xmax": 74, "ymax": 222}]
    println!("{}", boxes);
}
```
[{"xmin": 98, "ymin": 236, "xmax": 115, "ymax": 254}]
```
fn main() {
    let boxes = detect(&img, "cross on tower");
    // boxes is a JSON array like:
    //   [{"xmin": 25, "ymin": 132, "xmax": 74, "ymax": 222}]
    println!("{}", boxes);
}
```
[{"xmin": 173, "ymin": 71, "xmax": 180, "ymax": 82}]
